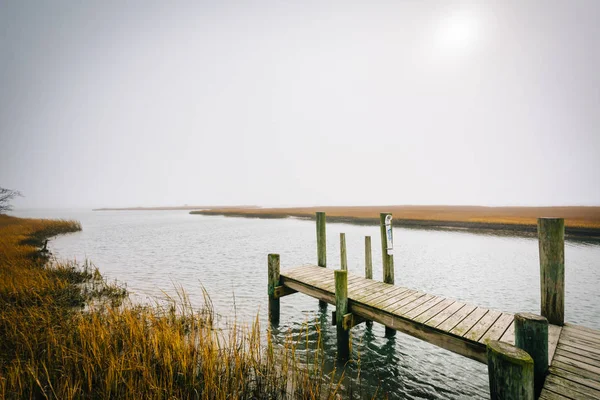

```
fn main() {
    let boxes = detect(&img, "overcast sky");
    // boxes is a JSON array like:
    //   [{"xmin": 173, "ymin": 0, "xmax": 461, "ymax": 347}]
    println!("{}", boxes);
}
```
[{"xmin": 1, "ymin": 1, "xmax": 599, "ymax": 208}]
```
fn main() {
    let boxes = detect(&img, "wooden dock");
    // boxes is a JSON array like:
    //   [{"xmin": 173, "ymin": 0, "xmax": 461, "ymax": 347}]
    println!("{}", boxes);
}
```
[
  {"xmin": 267, "ymin": 213, "xmax": 600, "ymax": 399},
  {"xmin": 280, "ymin": 264, "xmax": 561, "ymax": 364}
]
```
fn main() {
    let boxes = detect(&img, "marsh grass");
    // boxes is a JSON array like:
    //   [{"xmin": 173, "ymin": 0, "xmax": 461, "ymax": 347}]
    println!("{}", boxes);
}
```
[{"xmin": 0, "ymin": 215, "xmax": 361, "ymax": 399}]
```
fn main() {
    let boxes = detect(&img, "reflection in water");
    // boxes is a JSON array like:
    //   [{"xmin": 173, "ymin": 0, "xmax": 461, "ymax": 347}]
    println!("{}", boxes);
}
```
[{"xmin": 11, "ymin": 209, "xmax": 600, "ymax": 399}]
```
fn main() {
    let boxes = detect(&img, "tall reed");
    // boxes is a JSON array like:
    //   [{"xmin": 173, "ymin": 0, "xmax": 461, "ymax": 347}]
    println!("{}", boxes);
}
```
[{"xmin": 0, "ymin": 215, "xmax": 364, "ymax": 399}]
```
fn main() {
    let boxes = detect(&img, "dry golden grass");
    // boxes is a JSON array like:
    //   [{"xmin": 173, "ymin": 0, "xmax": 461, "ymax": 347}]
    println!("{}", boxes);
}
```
[
  {"xmin": 191, "ymin": 205, "xmax": 600, "ymax": 230},
  {"xmin": 0, "ymin": 215, "xmax": 358, "ymax": 399}
]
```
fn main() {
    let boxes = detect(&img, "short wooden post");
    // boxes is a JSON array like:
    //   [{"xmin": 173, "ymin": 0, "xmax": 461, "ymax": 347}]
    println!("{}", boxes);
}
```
[
  {"xmin": 379, "ymin": 213, "xmax": 394, "ymax": 284},
  {"xmin": 487, "ymin": 340, "xmax": 534, "ymax": 400},
  {"xmin": 340, "ymin": 233, "xmax": 347, "ymax": 271},
  {"xmin": 365, "ymin": 236, "xmax": 372, "ymax": 279},
  {"xmin": 335, "ymin": 269, "xmax": 350, "ymax": 359},
  {"xmin": 316, "ymin": 212, "xmax": 327, "ymax": 268},
  {"xmin": 515, "ymin": 313, "xmax": 548, "ymax": 397},
  {"xmin": 538, "ymin": 218, "xmax": 564, "ymax": 326},
  {"xmin": 380, "ymin": 213, "xmax": 395, "ymax": 336},
  {"xmin": 268, "ymin": 254, "xmax": 281, "ymax": 324}
]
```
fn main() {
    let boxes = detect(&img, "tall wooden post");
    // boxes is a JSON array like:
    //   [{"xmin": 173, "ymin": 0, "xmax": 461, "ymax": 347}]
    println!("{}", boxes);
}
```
[
  {"xmin": 487, "ymin": 340, "xmax": 534, "ymax": 400},
  {"xmin": 340, "ymin": 233, "xmax": 347, "ymax": 271},
  {"xmin": 379, "ymin": 213, "xmax": 394, "ymax": 284},
  {"xmin": 538, "ymin": 218, "xmax": 564, "ymax": 326},
  {"xmin": 268, "ymin": 254, "xmax": 281, "ymax": 324},
  {"xmin": 316, "ymin": 212, "xmax": 327, "ymax": 268},
  {"xmin": 335, "ymin": 269, "xmax": 349, "ymax": 359},
  {"xmin": 365, "ymin": 236, "xmax": 372, "ymax": 279},
  {"xmin": 515, "ymin": 313, "xmax": 548, "ymax": 397},
  {"xmin": 316, "ymin": 212, "xmax": 327, "ymax": 308},
  {"xmin": 380, "ymin": 213, "xmax": 395, "ymax": 336}
]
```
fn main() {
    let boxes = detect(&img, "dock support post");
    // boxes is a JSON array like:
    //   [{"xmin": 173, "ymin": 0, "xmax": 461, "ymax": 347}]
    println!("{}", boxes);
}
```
[
  {"xmin": 340, "ymin": 233, "xmax": 347, "ymax": 271},
  {"xmin": 316, "ymin": 212, "xmax": 327, "ymax": 308},
  {"xmin": 268, "ymin": 254, "xmax": 281, "ymax": 324},
  {"xmin": 538, "ymin": 218, "xmax": 564, "ymax": 326},
  {"xmin": 317, "ymin": 212, "xmax": 327, "ymax": 268},
  {"xmin": 380, "ymin": 213, "xmax": 395, "ymax": 284},
  {"xmin": 515, "ymin": 313, "xmax": 548, "ymax": 397},
  {"xmin": 335, "ymin": 269, "xmax": 350, "ymax": 359},
  {"xmin": 364, "ymin": 236, "xmax": 374, "ymax": 327},
  {"xmin": 487, "ymin": 341, "xmax": 534, "ymax": 400},
  {"xmin": 380, "ymin": 213, "xmax": 395, "ymax": 336},
  {"xmin": 365, "ymin": 236, "xmax": 372, "ymax": 279}
]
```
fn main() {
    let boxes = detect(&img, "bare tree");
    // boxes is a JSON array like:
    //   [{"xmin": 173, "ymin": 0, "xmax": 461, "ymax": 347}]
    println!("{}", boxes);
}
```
[{"xmin": 0, "ymin": 187, "xmax": 23, "ymax": 214}]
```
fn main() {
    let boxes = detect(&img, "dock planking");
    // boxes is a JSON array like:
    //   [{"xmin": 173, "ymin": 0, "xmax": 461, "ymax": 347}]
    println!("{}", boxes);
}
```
[
  {"xmin": 539, "ymin": 324, "xmax": 600, "ymax": 400},
  {"xmin": 279, "ymin": 264, "xmax": 561, "ymax": 364}
]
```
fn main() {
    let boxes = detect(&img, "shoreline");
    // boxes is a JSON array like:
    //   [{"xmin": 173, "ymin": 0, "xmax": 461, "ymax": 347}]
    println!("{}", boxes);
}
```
[{"xmin": 189, "ymin": 206, "xmax": 600, "ymax": 241}]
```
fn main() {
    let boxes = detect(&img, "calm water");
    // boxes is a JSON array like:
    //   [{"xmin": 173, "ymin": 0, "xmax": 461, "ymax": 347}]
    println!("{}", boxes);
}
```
[{"xmin": 12, "ymin": 209, "xmax": 600, "ymax": 399}]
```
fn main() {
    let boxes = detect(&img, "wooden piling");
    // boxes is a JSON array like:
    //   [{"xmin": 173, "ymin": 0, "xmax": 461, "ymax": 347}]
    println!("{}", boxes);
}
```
[
  {"xmin": 380, "ymin": 213, "xmax": 395, "ymax": 336},
  {"xmin": 538, "ymin": 218, "xmax": 564, "ymax": 326},
  {"xmin": 268, "ymin": 254, "xmax": 280, "ymax": 324},
  {"xmin": 316, "ymin": 212, "xmax": 327, "ymax": 308},
  {"xmin": 515, "ymin": 313, "xmax": 548, "ymax": 397},
  {"xmin": 340, "ymin": 233, "xmax": 347, "ymax": 271},
  {"xmin": 379, "ymin": 213, "xmax": 394, "ymax": 284},
  {"xmin": 487, "ymin": 340, "xmax": 534, "ymax": 400},
  {"xmin": 335, "ymin": 269, "xmax": 349, "ymax": 359},
  {"xmin": 365, "ymin": 236, "xmax": 372, "ymax": 279}
]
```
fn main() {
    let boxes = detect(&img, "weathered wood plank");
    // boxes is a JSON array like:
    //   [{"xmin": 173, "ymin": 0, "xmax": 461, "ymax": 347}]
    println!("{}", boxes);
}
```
[
  {"xmin": 449, "ymin": 307, "xmax": 488, "ymax": 337},
  {"xmin": 552, "ymin": 360, "xmax": 600, "ymax": 383},
  {"xmin": 549, "ymin": 365, "xmax": 600, "ymax": 391},
  {"xmin": 562, "ymin": 327, "xmax": 600, "ymax": 345},
  {"xmin": 351, "ymin": 281, "xmax": 395, "ymax": 302},
  {"xmin": 376, "ymin": 289, "xmax": 419, "ymax": 310},
  {"xmin": 499, "ymin": 321, "xmax": 515, "ymax": 345},
  {"xmin": 564, "ymin": 323, "xmax": 600, "ymax": 338},
  {"xmin": 553, "ymin": 354, "xmax": 600, "ymax": 375},
  {"xmin": 362, "ymin": 286, "xmax": 411, "ymax": 308},
  {"xmin": 464, "ymin": 310, "xmax": 501, "ymax": 341},
  {"xmin": 558, "ymin": 343, "xmax": 600, "ymax": 361},
  {"xmin": 413, "ymin": 298, "xmax": 455, "ymax": 324},
  {"xmin": 348, "ymin": 280, "xmax": 383, "ymax": 298},
  {"xmin": 394, "ymin": 294, "xmax": 437, "ymax": 316},
  {"xmin": 538, "ymin": 388, "xmax": 570, "ymax": 399},
  {"xmin": 404, "ymin": 296, "xmax": 446, "ymax": 320},
  {"xmin": 282, "ymin": 267, "xmax": 330, "ymax": 282},
  {"xmin": 544, "ymin": 374, "xmax": 600, "ymax": 400},
  {"xmin": 384, "ymin": 291, "xmax": 426, "ymax": 314},
  {"xmin": 555, "ymin": 348, "xmax": 600, "ymax": 368},
  {"xmin": 548, "ymin": 325, "xmax": 562, "ymax": 362},
  {"xmin": 480, "ymin": 313, "xmax": 514, "ymax": 344},
  {"xmin": 425, "ymin": 301, "xmax": 468, "ymax": 329},
  {"xmin": 558, "ymin": 334, "xmax": 600, "ymax": 356}
]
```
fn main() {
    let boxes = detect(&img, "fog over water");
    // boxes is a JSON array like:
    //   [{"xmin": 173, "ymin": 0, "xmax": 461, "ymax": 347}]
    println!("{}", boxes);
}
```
[{"xmin": 1, "ymin": 1, "xmax": 599, "ymax": 209}]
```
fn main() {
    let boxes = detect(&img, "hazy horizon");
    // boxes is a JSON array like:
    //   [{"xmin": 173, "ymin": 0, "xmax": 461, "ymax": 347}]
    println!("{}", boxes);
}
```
[{"xmin": 1, "ymin": 1, "xmax": 599, "ymax": 209}]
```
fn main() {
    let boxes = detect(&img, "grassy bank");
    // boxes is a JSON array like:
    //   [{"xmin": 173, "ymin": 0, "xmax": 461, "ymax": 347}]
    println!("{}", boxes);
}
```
[
  {"xmin": 0, "ymin": 215, "xmax": 354, "ymax": 399},
  {"xmin": 190, "ymin": 205, "xmax": 600, "ymax": 238}
]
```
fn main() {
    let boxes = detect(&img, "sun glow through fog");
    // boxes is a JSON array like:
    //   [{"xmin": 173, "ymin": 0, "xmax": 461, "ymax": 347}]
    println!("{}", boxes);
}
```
[{"xmin": 437, "ymin": 10, "xmax": 481, "ymax": 53}]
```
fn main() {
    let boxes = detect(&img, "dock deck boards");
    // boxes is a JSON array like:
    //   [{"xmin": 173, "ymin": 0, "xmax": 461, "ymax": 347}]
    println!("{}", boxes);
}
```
[
  {"xmin": 280, "ymin": 264, "xmax": 561, "ymax": 364},
  {"xmin": 539, "ymin": 324, "xmax": 600, "ymax": 400}
]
